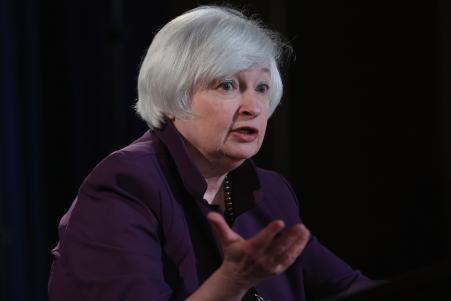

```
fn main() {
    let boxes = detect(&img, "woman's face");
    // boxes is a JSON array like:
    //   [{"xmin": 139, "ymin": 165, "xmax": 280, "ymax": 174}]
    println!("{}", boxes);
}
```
[{"xmin": 174, "ymin": 66, "xmax": 271, "ymax": 174}]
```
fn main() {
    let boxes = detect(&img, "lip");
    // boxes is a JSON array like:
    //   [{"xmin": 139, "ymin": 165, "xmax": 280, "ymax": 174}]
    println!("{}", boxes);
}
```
[{"xmin": 230, "ymin": 126, "xmax": 259, "ymax": 142}]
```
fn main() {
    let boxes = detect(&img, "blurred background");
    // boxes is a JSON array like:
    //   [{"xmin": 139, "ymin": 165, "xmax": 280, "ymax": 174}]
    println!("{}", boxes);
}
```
[{"xmin": 1, "ymin": 0, "xmax": 450, "ymax": 300}]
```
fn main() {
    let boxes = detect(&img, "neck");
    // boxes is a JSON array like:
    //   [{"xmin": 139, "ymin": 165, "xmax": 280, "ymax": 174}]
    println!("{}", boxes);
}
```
[
  {"xmin": 203, "ymin": 174, "xmax": 227, "ymax": 208},
  {"xmin": 179, "ymin": 136, "xmax": 238, "ymax": 207}
]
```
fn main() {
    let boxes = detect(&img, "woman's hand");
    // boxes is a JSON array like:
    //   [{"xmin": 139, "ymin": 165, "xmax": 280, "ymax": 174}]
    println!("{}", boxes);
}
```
[
  {"xmin": 186, "ymin": 213, "xmax": 310, "ymax": 301},
  {"xmin": 207, "ymin": 212, "xmax": 311, "ymax": 290}
]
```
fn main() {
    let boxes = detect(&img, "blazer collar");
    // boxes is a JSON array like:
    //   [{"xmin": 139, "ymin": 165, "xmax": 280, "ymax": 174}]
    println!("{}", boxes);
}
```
[{"xmin": 154, "ymin": 119, "xmax": 207, "ymax": 201}]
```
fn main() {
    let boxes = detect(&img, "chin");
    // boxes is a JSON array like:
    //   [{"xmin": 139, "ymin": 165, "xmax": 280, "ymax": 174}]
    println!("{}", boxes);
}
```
[
  {"xmin": 219, "ymin": 143, "xmax": 261, "ymax": 163},
  {"xmin": 225, "ymin": 149, "xmax": 259, "ymax": 161}
]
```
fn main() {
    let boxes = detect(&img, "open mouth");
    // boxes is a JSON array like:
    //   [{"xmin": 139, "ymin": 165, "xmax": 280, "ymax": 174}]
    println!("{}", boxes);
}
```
[
  {"xmin": 233, "ymin": 127, "xmax": 258, "ymax": 135},
  {"xmin": 230, "ymin": 126, "xmax": 259, "ymax": 142}
]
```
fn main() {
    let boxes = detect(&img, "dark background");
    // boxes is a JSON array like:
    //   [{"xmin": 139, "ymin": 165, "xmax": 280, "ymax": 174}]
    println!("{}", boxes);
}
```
[{"xmin": 1, "ymin": 0, "xmax": 450, "ymax": 300}]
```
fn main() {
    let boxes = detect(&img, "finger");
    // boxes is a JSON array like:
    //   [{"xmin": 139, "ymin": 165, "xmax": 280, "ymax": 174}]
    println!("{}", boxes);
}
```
[
  {"xmin": 207, "ymin": 212, "xmax": 242, "ymax": 247},
  {"xmin": 273, "ymin": 224, "xmax": 310, "ymax": 267},
  {"xmin": 267, "ymin": 223, "xmax": 309, "ymax": 255},
  {"xmin": 247, "ymin": 219, "xmax": 285, "ymax": 251}
]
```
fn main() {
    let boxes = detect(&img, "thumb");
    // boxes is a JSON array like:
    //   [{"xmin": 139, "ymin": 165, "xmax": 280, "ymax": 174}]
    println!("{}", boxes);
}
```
[{"xmin": 207, "ymin": 212, "xmax": 242, "ymax": 247}]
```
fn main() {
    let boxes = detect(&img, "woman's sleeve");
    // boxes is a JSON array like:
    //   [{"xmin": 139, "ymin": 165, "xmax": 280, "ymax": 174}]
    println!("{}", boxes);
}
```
[{"xmin": 48, "ymin": 151, "xmax": 173, "ymax": 301}]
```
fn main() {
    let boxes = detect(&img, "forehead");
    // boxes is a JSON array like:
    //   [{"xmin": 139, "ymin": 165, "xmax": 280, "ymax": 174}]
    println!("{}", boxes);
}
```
[
  {"xmin": 230, "ymin": 66, "xmax": 271, "ymax": 79},
  {"xmin": 196, "ymin": 64, "xmax": 272, "ymax": 90}
]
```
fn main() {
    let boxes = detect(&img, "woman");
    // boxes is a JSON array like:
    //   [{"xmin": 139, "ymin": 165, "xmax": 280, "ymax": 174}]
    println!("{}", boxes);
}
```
[{"xmin": 48, "ymin": 5, "xmax": 376, "ymax": 301}]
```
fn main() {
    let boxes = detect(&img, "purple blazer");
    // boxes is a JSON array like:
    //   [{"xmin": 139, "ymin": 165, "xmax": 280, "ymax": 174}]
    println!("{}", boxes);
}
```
[{"xmin": 48, "ymin": 121, "xmax": 374, "ymax": 301}]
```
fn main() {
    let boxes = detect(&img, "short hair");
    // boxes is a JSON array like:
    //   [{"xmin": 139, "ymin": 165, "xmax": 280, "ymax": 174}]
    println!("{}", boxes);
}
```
[{"xmin": 136, "ymin": 5, "xmax": 290, "ymax": 129}]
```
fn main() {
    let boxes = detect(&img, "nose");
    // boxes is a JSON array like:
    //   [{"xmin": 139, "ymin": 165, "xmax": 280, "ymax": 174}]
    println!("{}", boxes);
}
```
[{"xmin": 239, "ymin": 91, "xmax": 261, "ymax": 118}]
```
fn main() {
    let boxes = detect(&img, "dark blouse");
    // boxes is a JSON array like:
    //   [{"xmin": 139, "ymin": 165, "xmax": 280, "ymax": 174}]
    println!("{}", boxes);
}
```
[{"xmin": 48, "ymin": 121, "xmax": 374, "ymax": 301}]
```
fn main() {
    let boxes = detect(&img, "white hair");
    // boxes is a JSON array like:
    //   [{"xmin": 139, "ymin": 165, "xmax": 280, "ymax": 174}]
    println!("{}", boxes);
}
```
[{"xmin": 136, "ymin": 5, "xmax": 290, "ymax": 129}]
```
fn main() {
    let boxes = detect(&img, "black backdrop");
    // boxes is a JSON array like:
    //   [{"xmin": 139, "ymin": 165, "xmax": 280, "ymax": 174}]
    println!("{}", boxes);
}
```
[{"xmin": 1, "ymin": 1, "xmax": 450, "ymax": 300}]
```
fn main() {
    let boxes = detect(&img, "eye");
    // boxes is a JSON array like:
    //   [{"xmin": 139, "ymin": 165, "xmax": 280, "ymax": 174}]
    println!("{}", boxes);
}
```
[
  {"xmin": 217, "ymin": 80, "xmax": 236, "ymax": 92},
  {"xmin": 256, "ymin": 82, "xmax": 270, "ymax": 93}
]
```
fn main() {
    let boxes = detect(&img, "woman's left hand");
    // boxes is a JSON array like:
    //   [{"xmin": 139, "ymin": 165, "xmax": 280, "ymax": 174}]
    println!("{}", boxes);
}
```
[{"xmin": 207, "ymin": 212, "xmax": 311, "ymax": 289}]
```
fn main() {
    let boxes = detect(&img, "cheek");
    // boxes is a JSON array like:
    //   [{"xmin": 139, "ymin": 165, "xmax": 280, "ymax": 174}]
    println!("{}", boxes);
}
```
[
  {"xmin": 202, "ymin": 116, "xmax": 231, "ymax": 148},
  {"xmin": 207, "ymin": 105, "xmax": 236, "ymax": 129},
  {"xmin": 261, "ymin": 122, "xmax": 268, "ymax": 136},
  {"xmin": 259, "ymin": 106, "xmax": 270, "ymax": 133},
  {"xmin": 259, "ymin": 122, "xmax": 268, "ymax": 144}
]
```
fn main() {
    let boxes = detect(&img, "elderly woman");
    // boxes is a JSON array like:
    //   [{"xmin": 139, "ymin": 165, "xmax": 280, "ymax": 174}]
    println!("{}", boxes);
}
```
[{"xmin": 48, "ymin": 5, "xmax": 376, "ymax": 301}]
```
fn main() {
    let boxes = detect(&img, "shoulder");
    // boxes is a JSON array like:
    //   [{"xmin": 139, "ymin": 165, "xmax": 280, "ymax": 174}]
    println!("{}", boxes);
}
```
[
  {"xmin": 255, "ymin": 167, "xmax": 297, "ymax": 199},
  {"xmin": 85, "ymin": 131, "xmax": 164, "ymax": 180},
  {"xmin": 255, "ymin": 167, "xmax": 285, "ymax": 181},
  {"xmin": 79, "ymin": 131, "xmax": 169, "ymax": 202},
  {"xmin": 255, "ymin": 167, "xmax": 302, "ymax": 222},
  {"xmin": 108, "ymin": 130, "xmax": 165, "ymax": 167}
]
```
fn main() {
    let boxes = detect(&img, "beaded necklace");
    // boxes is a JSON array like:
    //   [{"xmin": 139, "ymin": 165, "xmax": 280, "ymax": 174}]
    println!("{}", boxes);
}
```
[
  {"xmin": 223, "ymin": 175, "xmax": 234, "ymax": 225},
  {"xmin": 223, "ymin": 175, "xmax": 270, "ymax": 301}
]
